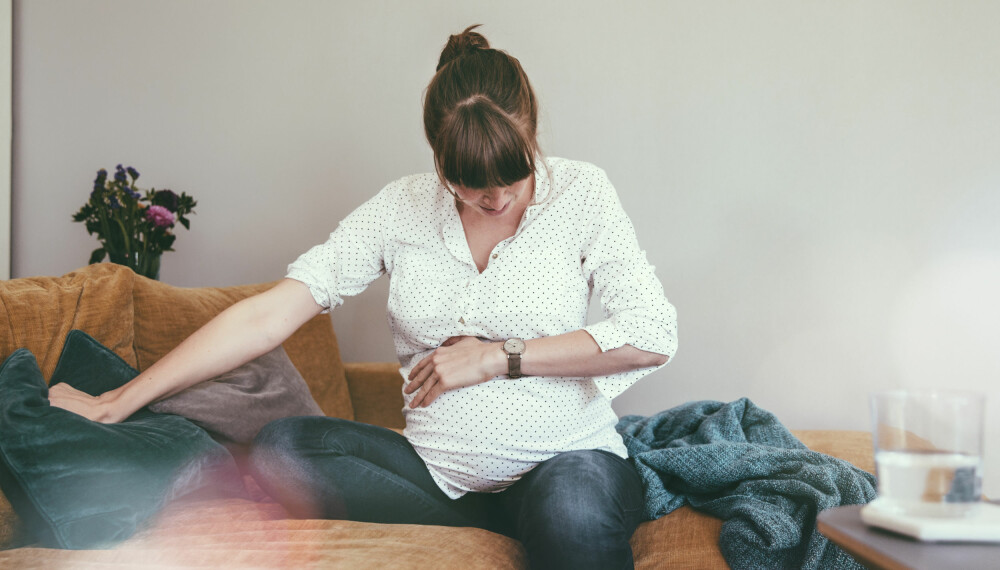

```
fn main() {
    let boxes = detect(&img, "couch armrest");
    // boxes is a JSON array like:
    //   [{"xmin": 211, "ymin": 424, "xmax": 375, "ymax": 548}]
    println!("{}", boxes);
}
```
[
  {"xmin": 344, "ymin": 362, "xmax": 405, "ymax": 430},
  {"xmin": 793, "ymin": 430, "xmax": 875, "ymax": 474},
  {"xmin": 630, "ymin": 429, "xmax": 876, "ymax": 569}
]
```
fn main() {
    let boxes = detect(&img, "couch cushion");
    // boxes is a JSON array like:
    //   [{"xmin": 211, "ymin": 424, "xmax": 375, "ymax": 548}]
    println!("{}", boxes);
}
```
[
  {"xmin": 0, "ymin": 263, "xmax": 137, "ymax": 381},
  {"xmin": 631, "ymin": 507, "xmax": 726, "ymax": 569},
  {"xmin": 0, "ymin": 491, "xmax": 528, "ymax": 568},
  {"xmin": 0, "ymin": 331, "xmax": 244, "ymax": 549},
  {"xmin": 0, "ymin": 426, "xmax": 878, "ymax": 565},
  {"xmin": 131, "ymin": 275, "xmax": 353, "ymax": 420},
  {"xmin": 149, "ymin": 344, "xmax": 325, "ymax": 444}
]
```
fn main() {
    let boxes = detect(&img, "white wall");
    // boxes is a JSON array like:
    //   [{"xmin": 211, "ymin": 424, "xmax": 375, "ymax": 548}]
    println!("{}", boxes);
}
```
[{"xmin": 12, "ymin": 1, "xmax": 1000, "ymax": 494}]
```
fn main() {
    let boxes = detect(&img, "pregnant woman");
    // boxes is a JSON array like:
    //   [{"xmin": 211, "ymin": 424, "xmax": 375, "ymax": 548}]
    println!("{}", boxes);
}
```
[{"xmin": 51, "ymin": 25, "xmax": 677, "ymax": 569}]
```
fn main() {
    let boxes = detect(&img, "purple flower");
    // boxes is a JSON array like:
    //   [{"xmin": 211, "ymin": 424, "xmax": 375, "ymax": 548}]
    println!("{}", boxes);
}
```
[
  {"xmin": 126, "ymin": 166, "xmax": 139, "ymax": 181},
  {"xmin": 109, "ymin": 195, "xmax": 122, "ymax": 210},
  {"xmin": 92, "ymin": 169, "xmax": 108, "ymax": 198},
  {"xmin": 126, "ymin": 188, "xmax": 142, "ymax": 200},
  {"xmin": 152, "ymin": 189, "xmax": 180, "ymax": 212},
  {"xmin": 145, "ymin": 205, "xmax": 175, "ymax": 228},
  {"xmin": 114, "ymin": 164, "xmax": 128, "ymax": 184}
]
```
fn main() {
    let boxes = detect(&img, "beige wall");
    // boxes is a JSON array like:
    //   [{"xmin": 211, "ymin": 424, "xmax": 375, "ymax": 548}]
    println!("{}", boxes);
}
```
[
  {"xmin": 0, "ymin": 0, "xmax": 9, "ymax": 280},
  {"xmin": 12, "ymin": 1, "xmax": 1000, "ymax": 494}
]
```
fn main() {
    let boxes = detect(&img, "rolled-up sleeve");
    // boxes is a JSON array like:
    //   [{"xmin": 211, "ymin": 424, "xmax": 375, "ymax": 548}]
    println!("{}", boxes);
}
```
[
  {"xmin": 580, "ymin": 170, "xmax": 677, "ymax": 397},
  {"xmin": 286, "ymin": 187, "xmax": 393, "ymax": 313}
]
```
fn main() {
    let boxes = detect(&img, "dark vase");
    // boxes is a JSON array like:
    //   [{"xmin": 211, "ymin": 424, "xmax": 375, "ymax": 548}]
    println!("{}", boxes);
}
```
[
  {"xmin": 107, "ymin": 251, "xmax": 161, "ymax": 280},
  {"xmin": 136, "ymin": 254, "xmax": 161, "ymax": 281}
]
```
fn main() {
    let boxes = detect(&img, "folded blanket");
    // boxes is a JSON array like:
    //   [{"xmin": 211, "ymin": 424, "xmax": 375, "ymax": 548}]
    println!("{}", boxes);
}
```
[{"xmin": 616, "ymin": 398, "xmax": 877, "ymax": 570}]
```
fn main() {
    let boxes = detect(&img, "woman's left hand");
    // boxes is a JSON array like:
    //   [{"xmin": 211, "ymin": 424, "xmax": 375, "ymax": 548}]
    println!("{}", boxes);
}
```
[{"xmin": 405, "ymin": 336, "xmax": 505, "ymax": 408}]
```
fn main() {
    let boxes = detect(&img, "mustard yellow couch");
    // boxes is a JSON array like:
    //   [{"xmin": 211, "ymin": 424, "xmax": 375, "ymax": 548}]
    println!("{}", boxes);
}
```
[{"xmin": 0, "ymin": 263, "xmax": 873, "ymax": 568}]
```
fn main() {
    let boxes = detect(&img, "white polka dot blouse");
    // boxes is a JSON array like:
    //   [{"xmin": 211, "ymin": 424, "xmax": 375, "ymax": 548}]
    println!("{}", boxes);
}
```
[{"xmin": 287, "ymin": 157, "xmax": 678, "ymax": 498}]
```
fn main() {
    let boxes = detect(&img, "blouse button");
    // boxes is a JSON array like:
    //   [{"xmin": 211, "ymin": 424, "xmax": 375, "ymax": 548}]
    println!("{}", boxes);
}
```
[
  {"xmin": 458, "ymin": 317, "xmax": 465, "ymax": 324},
  {"xmin": 491, "ymin": 253, "xmax": 498, "ymax": 259}
]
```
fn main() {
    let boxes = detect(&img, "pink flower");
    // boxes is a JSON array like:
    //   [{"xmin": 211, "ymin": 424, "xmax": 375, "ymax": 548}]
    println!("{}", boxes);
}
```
[{"xmin": 145, "ymin": 205, "xmax": 175, "ymax": 228}]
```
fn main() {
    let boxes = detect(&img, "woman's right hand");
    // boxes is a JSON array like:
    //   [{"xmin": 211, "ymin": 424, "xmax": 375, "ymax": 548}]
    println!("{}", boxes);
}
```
[{"xmin": 48, "ymin": 382, "xmax": 116, "ymax": 423}]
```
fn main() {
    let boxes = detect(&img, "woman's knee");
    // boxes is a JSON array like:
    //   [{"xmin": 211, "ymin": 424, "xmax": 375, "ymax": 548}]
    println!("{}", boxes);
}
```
[
  {"xmin": 248, "ymin": 416, "xmax": 341, "ymax": 481},
  {"xmin": 514, "ymin": 450, "xmax": 644, "ymax": 568},
  {"xmin": 254, "ymin": 416, "xmax": 311, "ymax": 448},
  {"xmin": 529, "ymin": 450, "xmax": 642, "ymax": 511}
]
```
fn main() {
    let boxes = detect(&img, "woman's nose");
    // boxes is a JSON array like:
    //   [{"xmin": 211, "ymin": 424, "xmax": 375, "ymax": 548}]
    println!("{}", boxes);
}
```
[{"xmin": 479, "ymin": 189, "xmax": 501, "ymax": 205}]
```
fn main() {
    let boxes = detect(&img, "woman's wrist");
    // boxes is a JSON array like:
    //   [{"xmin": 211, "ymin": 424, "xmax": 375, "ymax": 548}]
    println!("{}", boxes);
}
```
[
  {"xmin": 488, "ymin": 341, "xmax": 509, "ymax": 378},
  {"xmin": 97, "ymin": 387, "xmax": 132, "ymax": 424}
]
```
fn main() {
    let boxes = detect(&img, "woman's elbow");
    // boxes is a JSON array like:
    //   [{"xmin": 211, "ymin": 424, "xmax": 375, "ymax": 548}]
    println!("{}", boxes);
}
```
[
  {"xmin": 643, "ymin": 352, "xmax": 670, "ymax": 367},
  {"xmin": 621, "ymin": 345, "xmax": 669, "ymax": 368}
]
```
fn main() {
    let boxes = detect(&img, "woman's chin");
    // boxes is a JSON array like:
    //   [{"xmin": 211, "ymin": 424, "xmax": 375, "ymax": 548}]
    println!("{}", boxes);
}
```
[{"xmin": 478, "ymin": 202, "xmax": 510, "ymax": 217}]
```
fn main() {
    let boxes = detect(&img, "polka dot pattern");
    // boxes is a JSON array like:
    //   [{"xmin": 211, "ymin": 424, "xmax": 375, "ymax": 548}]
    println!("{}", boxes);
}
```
[{"xmin": 287, "ymin": 157, "xmax": 678, "ymax": 498}]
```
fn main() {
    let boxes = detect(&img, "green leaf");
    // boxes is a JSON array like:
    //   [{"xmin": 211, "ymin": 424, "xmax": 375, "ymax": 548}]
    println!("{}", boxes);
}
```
[
  {"xmin": 88, "ymin": 247, "xmax": 107, "ymax": 264},
  {"xmin": 179, "ymin": 217, "xmax": 190, "ymax": 230}
]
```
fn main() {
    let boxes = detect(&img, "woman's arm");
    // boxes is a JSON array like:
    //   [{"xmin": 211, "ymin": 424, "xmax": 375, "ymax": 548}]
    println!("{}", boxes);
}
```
[
  {"xmin": 406, "ymin": 167, "xmax": 676, "ymax": 408},
  {"xmin": 520, "ymin": 330, "xmax": 669, "ymax": 376},
  {"xmin": 49, "ymin": 278, "xmax": 324, "ymax": 423},
  {"xmin": 405, "ymin": 331, "xmax": 668, "ymax": 408}
]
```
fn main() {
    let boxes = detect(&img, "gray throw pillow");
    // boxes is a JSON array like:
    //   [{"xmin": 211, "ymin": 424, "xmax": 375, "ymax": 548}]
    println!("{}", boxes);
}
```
[{"xmin": 149, "ymin": 345, "xmax": 324, "ymax": 444}]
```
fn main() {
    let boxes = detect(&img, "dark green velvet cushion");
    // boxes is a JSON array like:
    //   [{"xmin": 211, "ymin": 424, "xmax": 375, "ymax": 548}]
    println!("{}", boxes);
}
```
[{"xmin": 0, "ymin": 330, "xmax": 244, "ymax": 549}]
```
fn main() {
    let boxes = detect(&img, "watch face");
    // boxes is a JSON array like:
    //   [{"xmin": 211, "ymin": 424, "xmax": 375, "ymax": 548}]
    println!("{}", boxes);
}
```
[{"xmin": 504, "ymin": 338, "xmax": 526, "ymax": 354}]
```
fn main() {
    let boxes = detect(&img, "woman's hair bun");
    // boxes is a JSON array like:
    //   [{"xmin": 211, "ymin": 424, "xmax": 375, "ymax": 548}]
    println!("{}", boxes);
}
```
[{"xmin": 436, "ymin": 25, "xmax": 490, "ymax": 71}]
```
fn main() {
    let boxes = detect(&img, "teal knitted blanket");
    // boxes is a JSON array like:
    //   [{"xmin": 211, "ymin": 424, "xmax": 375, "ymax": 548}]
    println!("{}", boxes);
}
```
[{"xmin": 615, "ymin": 398, "xmax": 877, "ymax": 569}]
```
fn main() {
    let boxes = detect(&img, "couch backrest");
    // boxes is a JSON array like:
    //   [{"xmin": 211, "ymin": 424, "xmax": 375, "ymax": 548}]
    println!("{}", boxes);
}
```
[
  {"xmin": 0, "ymin": 263, "xmax": 354, "ymax": 420},
  {"xmin": 131, "ymin": 272, "xmax": 354, "ymax": 420},
  {"xmin": 0, "ymin": 263, "xmax": 139, "ymax": 381}
]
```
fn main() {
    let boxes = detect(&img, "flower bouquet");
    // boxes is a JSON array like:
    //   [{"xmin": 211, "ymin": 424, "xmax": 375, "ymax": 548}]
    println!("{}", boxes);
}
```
[{"xmin": 73, "ymin": 165, "xmax": 196, "ymax": 280}]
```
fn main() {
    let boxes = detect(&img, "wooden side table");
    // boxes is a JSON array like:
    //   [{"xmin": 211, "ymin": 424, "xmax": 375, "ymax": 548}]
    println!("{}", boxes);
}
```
[{"xmin": 817, "ymin": 505, "xmax": 1000, "ymax": 569}]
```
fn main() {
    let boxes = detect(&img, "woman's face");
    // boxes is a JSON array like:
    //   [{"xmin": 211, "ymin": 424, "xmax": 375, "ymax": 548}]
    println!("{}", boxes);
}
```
[{"xmin": 448, "ymin": 175, "xmax": 534, "ymax": 219}]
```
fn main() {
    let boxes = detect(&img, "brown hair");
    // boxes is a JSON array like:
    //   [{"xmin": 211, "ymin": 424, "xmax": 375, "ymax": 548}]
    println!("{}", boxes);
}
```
[{"xmin": 423, "ymin": 25, "xmax": 541, "ymax": 190}]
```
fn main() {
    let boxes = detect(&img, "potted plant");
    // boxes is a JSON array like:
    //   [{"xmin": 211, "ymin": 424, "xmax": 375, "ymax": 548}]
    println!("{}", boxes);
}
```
[{"xmin": 73, "ymin": 165, "xmax": 196, "ymax": 280}]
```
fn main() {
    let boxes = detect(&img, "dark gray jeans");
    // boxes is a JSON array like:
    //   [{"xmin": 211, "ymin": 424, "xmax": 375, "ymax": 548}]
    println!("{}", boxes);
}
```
[{"xmin": 249, "ymin": 416, "xmax": 644, "ymax": 570}]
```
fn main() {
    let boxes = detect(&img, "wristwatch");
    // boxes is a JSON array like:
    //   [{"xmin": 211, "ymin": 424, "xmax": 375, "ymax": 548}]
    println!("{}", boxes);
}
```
[{"xmin": 502, "ymin": 338, "xmax": 526, "ymax": 379}]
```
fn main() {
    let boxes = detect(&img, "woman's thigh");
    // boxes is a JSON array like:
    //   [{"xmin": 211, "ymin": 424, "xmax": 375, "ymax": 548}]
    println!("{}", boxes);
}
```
[{"xmin": 248, "ymin": 416, "xmax": 480, "ymax": 527}]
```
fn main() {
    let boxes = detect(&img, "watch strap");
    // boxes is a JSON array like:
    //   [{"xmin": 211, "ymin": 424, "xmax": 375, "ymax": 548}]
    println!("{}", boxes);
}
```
[{"xmin": 507, "ymin": 353, "xmax": 522, "ymax": 379}]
